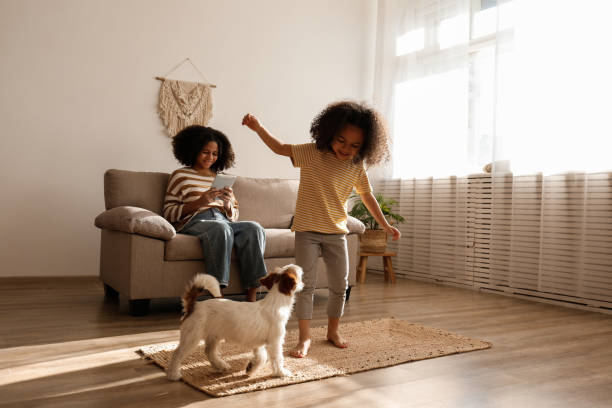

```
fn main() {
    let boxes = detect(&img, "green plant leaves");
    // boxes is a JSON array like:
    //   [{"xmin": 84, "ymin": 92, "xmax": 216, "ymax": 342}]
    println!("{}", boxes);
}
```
[{"xmin": 348, "ymin": 192, "xmax": 405, "ymax": 230}]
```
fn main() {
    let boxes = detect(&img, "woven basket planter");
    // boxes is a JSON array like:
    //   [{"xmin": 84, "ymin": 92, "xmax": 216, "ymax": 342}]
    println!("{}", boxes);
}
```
[{"xmin": 359, "ymin": 229, "xmax": 388, "ymax": 253}]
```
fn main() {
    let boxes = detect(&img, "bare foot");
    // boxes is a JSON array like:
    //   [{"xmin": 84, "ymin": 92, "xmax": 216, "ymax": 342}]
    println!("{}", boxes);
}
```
[
  {"xmin": 327, "ymin": 332, "xmax": 348, "ymax": 349},
  {"xmin": 289, "ymin": 338, "xmax": 311, "ymax": 358}
]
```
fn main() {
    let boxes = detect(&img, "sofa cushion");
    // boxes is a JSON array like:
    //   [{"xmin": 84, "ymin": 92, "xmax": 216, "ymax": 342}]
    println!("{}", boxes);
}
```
[
  {"xmin": 95, "ymin": 206, "xmax": 176, "ymax": 240},
  {"xmin": 104, "ymin": 169, "xmax": 169, "ymax": 214},
  {"xmin": 164, "ymin": 233, "xmax": 203, "ymax": 261},
  {"xmin": 346, "ymin": 215, "xmax": 366, "ymax": 234},
  {"xmin": 263, "ymin": 229, "xmax": 296, "ymax": 258},
  {"xmin": 164, "ymin": 229, "xmax": 296, "ymax": 261},
  {"xmin": 233, "ymin": 177, "xmax": 298, "ymax": 228}
]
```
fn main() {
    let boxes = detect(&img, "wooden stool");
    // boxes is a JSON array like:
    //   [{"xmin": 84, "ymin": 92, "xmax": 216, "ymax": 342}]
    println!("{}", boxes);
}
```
[{"xmin": 357, "ymin": 251, "xmax": 396, "ymax": 284}]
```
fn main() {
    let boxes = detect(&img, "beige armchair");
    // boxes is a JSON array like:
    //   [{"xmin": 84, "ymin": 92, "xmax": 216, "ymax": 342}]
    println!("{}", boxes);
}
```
[{"xmin": 95, "ymin": 169, "xmax": 365, "ymax": 315}]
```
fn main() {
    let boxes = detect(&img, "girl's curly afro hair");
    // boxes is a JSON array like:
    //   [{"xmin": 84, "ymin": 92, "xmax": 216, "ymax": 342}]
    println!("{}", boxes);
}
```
[
  {"xmin": 310, "ymin": 100, "xmax": 390, "ymax": 167},
  {"xmin": 171, "ymin": 125, "xmax": 235, "ymax": 172}
]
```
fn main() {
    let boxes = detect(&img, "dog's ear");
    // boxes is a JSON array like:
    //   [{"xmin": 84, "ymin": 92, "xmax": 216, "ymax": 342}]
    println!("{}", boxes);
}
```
[
  {"xmin": 278, "ymin": 270, "xmax": 297, "ymax": 295},
  {"xmin": 260, "ymin": 273, "xmax": 280, "ymax": 290}
]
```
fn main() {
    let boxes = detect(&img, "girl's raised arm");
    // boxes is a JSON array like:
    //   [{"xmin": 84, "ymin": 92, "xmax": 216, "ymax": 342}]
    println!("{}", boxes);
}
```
[{"xmin": 242, "ymin": 113, "xmax": 291, "ymax": 157}]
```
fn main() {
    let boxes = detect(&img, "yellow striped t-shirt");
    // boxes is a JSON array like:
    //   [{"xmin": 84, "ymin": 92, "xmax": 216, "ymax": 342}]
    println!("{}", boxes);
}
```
[{"xmin": 290, "ymin": 143, "xmax": 372, "ymax": 234}]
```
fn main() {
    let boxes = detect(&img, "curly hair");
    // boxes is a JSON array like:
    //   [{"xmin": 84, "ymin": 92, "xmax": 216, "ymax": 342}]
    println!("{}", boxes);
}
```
[
  {"xmin": 310, "ymin": 100, "xmax": 390, "ymax": 167},
  {"xmin": 171, "ymin": 125, "xmax": 235, "ymax": 172}
]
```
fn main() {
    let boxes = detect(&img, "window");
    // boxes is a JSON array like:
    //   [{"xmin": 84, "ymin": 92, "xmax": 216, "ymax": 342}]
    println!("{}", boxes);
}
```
[{"xmin": 383, "ymin": 0, "xmax": 612, "ymax": 178}]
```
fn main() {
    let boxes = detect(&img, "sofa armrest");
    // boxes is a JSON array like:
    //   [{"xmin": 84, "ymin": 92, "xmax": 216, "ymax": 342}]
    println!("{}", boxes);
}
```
[
  {"xmin": 94, "ymin": 206, "xmax": 176, "ymax": 241},
  {"xmin": 346, "ymin": 215, "xmax": 365, "ymax": 235}
]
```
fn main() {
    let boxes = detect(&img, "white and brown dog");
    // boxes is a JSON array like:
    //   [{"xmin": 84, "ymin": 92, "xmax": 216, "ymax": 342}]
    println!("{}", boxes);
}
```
[{"xmin": 167, "ymin": 264, "xmax": 304, "ymax": 381}]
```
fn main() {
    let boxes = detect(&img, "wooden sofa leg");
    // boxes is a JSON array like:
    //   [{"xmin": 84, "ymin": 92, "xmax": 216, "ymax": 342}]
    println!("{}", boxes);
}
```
[
  {"xmin": 103, "ymin": 283, "xmax": 119, "ymax": 300},
  {"xmin": 129, "ymin": 299, "xmax": 151, "ymax": 316},
  {"xmin": 345, "ymin": 286, "xmax": 352, "ymax": 302}
]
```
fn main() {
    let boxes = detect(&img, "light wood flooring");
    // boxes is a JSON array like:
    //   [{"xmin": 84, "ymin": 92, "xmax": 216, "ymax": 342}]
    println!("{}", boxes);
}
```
[{"xmin": 1, "ymin": 274, "xmax": 611, "ymax": 408}]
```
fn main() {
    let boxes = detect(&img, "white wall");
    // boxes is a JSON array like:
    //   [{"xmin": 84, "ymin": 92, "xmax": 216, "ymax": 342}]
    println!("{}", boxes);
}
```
[{"xmin": 0, "ymin": 0, "xmax": 377, "ymax": 277}]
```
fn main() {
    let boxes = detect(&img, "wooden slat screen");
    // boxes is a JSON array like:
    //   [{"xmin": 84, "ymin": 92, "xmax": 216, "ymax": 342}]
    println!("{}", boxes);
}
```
[{"xmin": 370, "ymin": 172, "xmax": 612, "ymax": 311}]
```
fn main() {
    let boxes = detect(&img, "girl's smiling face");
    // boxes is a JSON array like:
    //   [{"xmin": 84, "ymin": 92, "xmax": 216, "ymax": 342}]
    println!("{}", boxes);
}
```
[
  {"xmin": 331, "ymin": 125, "xmax": 364, "ymax": 161},
  {"xmin": 193, "ymin": 141, "xmax": 219, "ymax": 171}
]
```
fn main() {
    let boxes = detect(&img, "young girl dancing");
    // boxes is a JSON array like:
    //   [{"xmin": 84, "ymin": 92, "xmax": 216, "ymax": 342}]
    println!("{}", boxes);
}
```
[{"xmin": 242, "ymin": 101, "xmax": 401, "ymax": 357}]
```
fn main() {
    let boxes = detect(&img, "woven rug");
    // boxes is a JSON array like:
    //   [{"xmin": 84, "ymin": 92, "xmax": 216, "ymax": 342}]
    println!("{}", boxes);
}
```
[{"xmin": 138, "ymin": 317, "xmax": 491, "ymax": 397}]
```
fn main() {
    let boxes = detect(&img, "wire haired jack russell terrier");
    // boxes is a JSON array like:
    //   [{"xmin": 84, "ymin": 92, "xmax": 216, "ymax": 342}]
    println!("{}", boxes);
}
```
[{"xmin": 167, "ymin": 264, "xmax": 304, "ymax": 381}]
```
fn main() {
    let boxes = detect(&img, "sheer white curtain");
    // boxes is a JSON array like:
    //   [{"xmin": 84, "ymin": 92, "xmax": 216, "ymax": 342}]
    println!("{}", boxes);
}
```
[
  {"xmin": 374, "ymin": 0, "xmax": 612, "ymax": 178},
  {"xmin": 373, "ymin": 0, "xmax": 612, "ymax": 308}
]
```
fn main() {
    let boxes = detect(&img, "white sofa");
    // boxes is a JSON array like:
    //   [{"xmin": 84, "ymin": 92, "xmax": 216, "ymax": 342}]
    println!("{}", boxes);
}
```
[{"xmin": 94, "ymin": 169, "xmax": 365, "ymax": 315}]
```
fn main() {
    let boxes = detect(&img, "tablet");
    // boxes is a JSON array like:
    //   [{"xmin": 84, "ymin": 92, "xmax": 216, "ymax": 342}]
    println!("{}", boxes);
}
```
[{"xmin": 211, "ymin": 174, "xmax": 236, "ymax": 190}]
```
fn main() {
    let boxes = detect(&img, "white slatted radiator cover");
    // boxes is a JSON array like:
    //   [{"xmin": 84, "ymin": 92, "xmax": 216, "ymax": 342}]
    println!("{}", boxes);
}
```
[
  {"xmin": 374, "ymin": 177, "xmax": 472, "ymax": 287},
  {"xmin": 372, "ymin": 172, "xmax": 612, "ymax": 312}
]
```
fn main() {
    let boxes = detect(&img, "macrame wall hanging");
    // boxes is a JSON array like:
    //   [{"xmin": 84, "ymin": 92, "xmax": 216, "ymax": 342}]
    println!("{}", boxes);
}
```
[{"xmin": 156, "ymin": 58, "xmax": 216, "ymax": 137}]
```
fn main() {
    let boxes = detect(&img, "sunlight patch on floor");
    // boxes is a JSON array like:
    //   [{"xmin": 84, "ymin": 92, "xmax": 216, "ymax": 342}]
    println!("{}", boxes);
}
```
[
  {"xmin": 0, "ymin": 330, "xmax": 179, "ymax": 386},
  {"xmin": 47, "ymin": 372, "xmax": 164, "ymax": 398}
]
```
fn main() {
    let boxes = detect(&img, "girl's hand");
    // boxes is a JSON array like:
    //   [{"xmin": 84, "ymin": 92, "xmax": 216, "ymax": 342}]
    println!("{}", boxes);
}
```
[
  {"xmin": 218, "ymin": 187, "xmax": 234, "ymax": 209},
  {"xmin": 242, "ymin": 113, "xmax": 262, "ymax": 131},
  {"xmin": 199, "ymin": 188, "xmax": 222, "ymax": 204},
  {"xmin": 384, "ymin": 225, "xmax": 401, "ymax": 241}
]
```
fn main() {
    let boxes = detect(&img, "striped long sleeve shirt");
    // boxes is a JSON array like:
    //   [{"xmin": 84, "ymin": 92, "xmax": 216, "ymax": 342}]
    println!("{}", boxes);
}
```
[{"xmin": 163, "ymin": 167, "xmax": 239, "ymax": 231}]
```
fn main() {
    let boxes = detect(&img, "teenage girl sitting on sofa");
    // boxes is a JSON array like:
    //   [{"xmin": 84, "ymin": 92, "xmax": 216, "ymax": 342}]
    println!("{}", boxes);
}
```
[{"xmin": 162, "ymin": 125, "xmax": 267, "ymax": 302}]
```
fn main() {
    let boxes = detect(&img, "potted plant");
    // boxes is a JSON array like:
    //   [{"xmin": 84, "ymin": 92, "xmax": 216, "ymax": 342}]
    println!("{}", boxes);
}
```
[{"xmin": 348, "ymin": 193, "xmax": 405, "ymax": 253}]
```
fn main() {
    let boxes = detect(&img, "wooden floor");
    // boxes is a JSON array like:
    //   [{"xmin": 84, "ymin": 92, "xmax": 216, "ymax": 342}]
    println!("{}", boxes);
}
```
[{"xmin": 1, "ymin": 274, "xmax": 611, "ymax": 408}]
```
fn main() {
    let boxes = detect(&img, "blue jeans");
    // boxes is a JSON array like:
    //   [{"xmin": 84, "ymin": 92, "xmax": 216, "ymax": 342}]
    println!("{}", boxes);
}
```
[{"xmin": 179, "ymin": 209, "xmax": 267, "ymax": 288}]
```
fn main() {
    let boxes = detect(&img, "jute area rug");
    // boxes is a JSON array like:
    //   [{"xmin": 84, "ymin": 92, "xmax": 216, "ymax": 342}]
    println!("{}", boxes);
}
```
[{"xmin": 138, "ymin": 317, "xmax": 491, "ymax": 397}]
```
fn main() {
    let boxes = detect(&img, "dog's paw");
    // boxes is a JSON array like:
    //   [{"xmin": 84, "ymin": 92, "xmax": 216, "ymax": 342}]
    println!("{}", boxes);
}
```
[
  {"xmin": 167, "ymin": 370, "xmax": 182, "ymax": 381},
  {"xmin": 245, "ymin": 362, "xmax": 256, "ymax": 377},
  {"xmin": 246, "ymin": 361, "xmax": 263, "ymax": 377},
  {"xmin": 273, "ymin": 367, "xmax": 292, "ymax": 378},
  {"xmin": 212, "ymin": 361, "xmax": 231, "ymax": 372}
]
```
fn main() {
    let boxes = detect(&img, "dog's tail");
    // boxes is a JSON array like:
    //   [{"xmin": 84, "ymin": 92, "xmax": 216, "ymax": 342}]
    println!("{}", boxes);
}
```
[{"xmin": 181, "ymin": 274, "xmax": 222, "ymax": 322}]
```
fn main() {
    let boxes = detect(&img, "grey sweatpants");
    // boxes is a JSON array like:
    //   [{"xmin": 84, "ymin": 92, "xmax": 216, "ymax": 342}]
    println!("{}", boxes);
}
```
[{"xmin": 294, "ymin": 231, "xmax": 349, "ymax": 319}]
